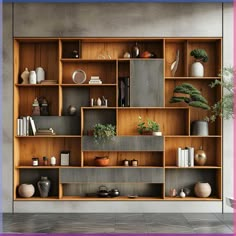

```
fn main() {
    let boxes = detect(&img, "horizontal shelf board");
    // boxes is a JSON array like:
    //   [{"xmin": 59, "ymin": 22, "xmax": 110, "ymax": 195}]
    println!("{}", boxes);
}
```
[
  {"xmin": 82, "ymin": 136, "xmax": 164, "ymax": 151},
  {"xmin": 165, "ymin": 77, "xmax": 221, "ymax": 80},
  {"xmin": 61, "ymin": 84, "xmax": 116, "ymax": 87},
  {"xmin": 164, "ymin": 196, "xmax": 222, "ymax": 201},
  {"xmin": 15, "ymin": 135, "xmax": 81, "ymax": 138},
  {"xmin": 164, "ymin": 135, "xmax": 221, "ymax": 138},
  {"xmin": 15, "ymin": 197, "xmax": 59, "ymax": 201},
  {"xmin": 15, "ymin": 38, "xmax": 59, "ymax": 42},
  {"xmin": 81, "ymin": 107, "xmax": 116, "ymax": 110},
  {"xmin": 82, "ymin": 166, "xmax": 163, "ymax": 168},
  {"xmin": 165, "ymin": 166, "xmax": 221, "ymax": 169},
  {"xmin": 61, "ymin": 59, "xmax": 117, "ymax": 63},
  {"xmin": 117, "ymin": 107, "xmax": 189, "ymax": 110},
  {"xmin": 15, "ymin": 84, "xmax": 59, "ymax": 87},
  {"xmin": 16, "ymin": 166, "xmax": 82, "ymax": 169},
  {"xmin": 60, "ymin": 196, "xmax": 163, "ymax": 201},
  {"xmin": 118, "ymin": 58, "xmax": 163, "ymax": 61}
]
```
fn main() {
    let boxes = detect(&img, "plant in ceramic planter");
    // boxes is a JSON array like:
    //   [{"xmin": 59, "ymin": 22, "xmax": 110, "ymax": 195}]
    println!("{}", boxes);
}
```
[
  {"xmin": 137, "ymin": 116, "xmax": 161, "ymax": 135},
  {"xmin": 169, "ymin": 83, "xmax": 210, "ymax": 135},
  {"xmin": 205, "ymin": 67, "xmax": 234, "ymax": 122},
  {"xmin": 93, "ymin": 123, "xmax": 116, "ymax": 143},
  {"xmin": 190, "ymin": 49, "xmax": 208, "ymax": 77}
]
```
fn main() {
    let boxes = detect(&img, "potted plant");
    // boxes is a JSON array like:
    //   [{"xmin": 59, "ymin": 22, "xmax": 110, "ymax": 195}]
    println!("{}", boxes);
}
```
[
  {"xmin": 190, "ymin": 48, "xmax": 208, "ymax": 77},
  {"xmin": 93, "ymin": 123, "xmax": 116, "ymax": 143},
  {"xmin": 137, "ymin": 116, "xmax": 162, "ymax": 136},
  {"xmin": 205, "ymin": 67, "xmax": 234, "ymax": 122},
  {"xmin": 169, "ymin": 83, "xmax": 210, "ymax": 135}
]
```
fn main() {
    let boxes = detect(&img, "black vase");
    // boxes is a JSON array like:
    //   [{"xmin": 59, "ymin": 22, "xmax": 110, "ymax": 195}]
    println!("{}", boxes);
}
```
[{"xmin": 37, "ymin": 176, "xmax": 51, "ymax": 198}]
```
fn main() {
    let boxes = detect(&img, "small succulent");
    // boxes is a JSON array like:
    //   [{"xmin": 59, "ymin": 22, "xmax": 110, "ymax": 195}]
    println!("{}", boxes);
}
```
[
  {"xmin": 137, "ymin": 116, "xmax": 160, "ymax": 134},
  {"xmin": 190, "ymin": 49, "xmax": 208, "ymax": 63}
]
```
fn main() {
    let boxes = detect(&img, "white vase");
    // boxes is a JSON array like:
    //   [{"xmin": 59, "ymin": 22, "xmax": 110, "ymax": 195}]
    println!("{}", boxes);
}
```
[
  {"xmin": 20, "ymin": 68, "xmax": 29, "ymax": 84},
  {"xmin": 36, "ymin": 67, "xmax": 45, "ymax": 84},
  {"xmin": 18, "ymin": 184, "xmax": 35, "ymax": 198},
  {"xmin": 194, "ymin": 182, "xmax": 212, "ymax": 198},
  {"xmin": 29, "ymin": 70, "xmax": 37, "ymax": 84},
  {"xmin": 191, "ymin": 62, "xmax": 204, "ymax": 77}
]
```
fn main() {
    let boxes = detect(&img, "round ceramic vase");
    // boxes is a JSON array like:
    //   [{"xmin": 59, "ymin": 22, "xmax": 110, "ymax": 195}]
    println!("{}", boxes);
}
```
[{"xmin": 18, "ymin": 184, "xmax": 35, "ymax": 198}]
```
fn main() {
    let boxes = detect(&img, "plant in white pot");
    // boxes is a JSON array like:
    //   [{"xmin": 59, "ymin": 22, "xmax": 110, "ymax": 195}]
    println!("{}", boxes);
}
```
[
  {"xmin": 137, "ymin": 116, "xmax": 162, "ymax": 136},
  {"xmin": 190, "ymin": 49, "xmax": 208, "ymax": 77}
]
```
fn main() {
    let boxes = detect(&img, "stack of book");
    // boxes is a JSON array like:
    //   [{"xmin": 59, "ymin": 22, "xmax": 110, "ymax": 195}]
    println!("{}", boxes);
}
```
[
  {"xmin": 176, "ymin": 147, "xmax": 194, "ymax": 167},
  {"xmin": 89, "ymin": 76, "xmax": 102, "ymax": 84},
  {"xmin": 17, "ymin": 116, "xmax": 37, "ymax": 136},
  {"xmin": 35, "ymin": 128, "xmax": 56, "ymax": 136}
]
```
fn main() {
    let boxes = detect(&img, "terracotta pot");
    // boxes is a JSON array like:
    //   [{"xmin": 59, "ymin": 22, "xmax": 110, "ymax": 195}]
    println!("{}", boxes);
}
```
[
  {"xmin": 194, "ymin": 182, "xmax": 211, "ymax": 198},
  {"xmin": 95, "ymin": 156, "xmax": 110, "ymax": 166},
  {"xmin": 18, "ymin": 184, "xmax": 35, "ymax": 198}
]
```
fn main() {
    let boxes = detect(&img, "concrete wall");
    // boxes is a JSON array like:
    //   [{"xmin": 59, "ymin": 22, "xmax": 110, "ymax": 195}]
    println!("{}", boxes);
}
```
[{"xmin": 2, "ymin": 2, "xmax": 233, "ymax": 213}]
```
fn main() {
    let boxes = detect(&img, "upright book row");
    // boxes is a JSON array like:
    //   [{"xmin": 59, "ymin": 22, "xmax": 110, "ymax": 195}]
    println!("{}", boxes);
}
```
[{"xmin": 176, "ymin": 147, "xmax": 194, "ymax": 167}]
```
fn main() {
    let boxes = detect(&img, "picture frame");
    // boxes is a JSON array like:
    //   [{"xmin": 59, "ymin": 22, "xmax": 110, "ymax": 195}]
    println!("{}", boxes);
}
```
[{"xmin": 60, "ymin": 151, "xmax": 70, "ymax": 166}]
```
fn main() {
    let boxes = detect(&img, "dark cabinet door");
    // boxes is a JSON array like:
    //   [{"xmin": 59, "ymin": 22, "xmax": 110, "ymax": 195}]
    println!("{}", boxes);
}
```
[{"xmin": 130, "ymin": 60, "xmax": 164, "ymax": 107}]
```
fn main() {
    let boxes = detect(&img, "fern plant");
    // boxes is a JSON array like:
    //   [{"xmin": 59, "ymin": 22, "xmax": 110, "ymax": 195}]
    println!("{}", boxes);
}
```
[{"xmin": 93, "ymin": 123, "xmax": 116, "ymax": 143}]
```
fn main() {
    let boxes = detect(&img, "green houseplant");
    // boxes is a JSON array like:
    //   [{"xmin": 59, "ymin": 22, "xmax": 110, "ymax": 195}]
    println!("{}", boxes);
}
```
[
  {"xmin": 205, "ymin": 67, "xmax": 234, "ymax": 122},
  {"xmin": 137, "ymin": 116, "xmax": 161, "ymax": 136},
  {"xmin": 93, "ymin": 123, "xmax": 116, "ymax": 143},
  {"xmin": 169, "ymin": 83, "xmax": 210, "ymax": 135},
  {"xmin": 190, "ymin": 48, "xmax": 208, "ymax": 77}
]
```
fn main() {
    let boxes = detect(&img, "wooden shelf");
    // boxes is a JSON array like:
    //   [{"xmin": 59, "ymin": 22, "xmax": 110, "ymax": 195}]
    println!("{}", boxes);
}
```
[
  {"xmin": 61, "ymin": 84, "xmax": 116, "ymax": 87},
  {"xmin": 61, "ymin": 58, "xmax": 117, "ymax": 63},
  {"xmin": 15, "ymin": 84, "xmax": 59, "ymax": 87},
  {"xmin": 15, "ymin": 197, "xmax": 59, "ymax": 201},
  {"xmin": 82, "ymin": 166, "xmax": 163, "ymax": 168},
  {"xmin": 164, "ymin": 196, "xmax": 221, "ymax": 201},
  {"xmin": 165, "ymin": 77, "xmax": 221, "ymax": 80},
  {"xmin": 16, "ymin": 166, "xmax": 82, "ymax": 169},
  {"xmin": 15, "ymin": 135, "xmax": 81, "ymax": 138},
  {"xmin": 61, "ymin": 196, "xmax": 163, "ymax": 201},
  {"xmin": 164, "ymin": 135, "xmax": 221, "ymax": 138},
  {"xmin": 165, "ymin": 166, "xmax": 221, "ymax": 169}
]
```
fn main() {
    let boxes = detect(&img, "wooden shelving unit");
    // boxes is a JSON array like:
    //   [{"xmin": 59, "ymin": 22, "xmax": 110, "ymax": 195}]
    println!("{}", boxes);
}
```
[{"xmin": 14, "ymin": 37, "xmax": 222, "ymax": 201}]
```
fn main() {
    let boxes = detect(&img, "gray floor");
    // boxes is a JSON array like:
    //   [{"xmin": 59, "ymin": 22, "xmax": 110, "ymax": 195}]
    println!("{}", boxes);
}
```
[{"xmin": 3, "ymin": 213, "xmax": 234, "ymax": 234}]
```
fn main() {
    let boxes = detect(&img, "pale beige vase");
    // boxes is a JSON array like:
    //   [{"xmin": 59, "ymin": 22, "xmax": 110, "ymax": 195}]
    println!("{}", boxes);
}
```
[
  {"xmin": 18, "ymin": 184, "xmax": 35, "ymax": 198},
  {"xmin": 194, "ymin": 182, "xmax": 211, "ymax": 198}
]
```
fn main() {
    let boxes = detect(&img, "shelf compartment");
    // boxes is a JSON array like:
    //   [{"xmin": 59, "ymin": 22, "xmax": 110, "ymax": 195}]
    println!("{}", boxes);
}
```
[
  {"xmin": 82, "ymin": 136, "xmax": 163, "ymax": 152},
  {"xmin": 81, "ymin": 108, "xmax": 116, "ymax": 135},
  {"xmin": 83, "ymin": 151, "xmax": 163, "ymax": 167},
  {"xmin": 165, "ymin": 169, "xmax": 221, "ymax": 199},
  {"xmin": 60, "ymin": 168, "xmax": 164, "ymax": 183},
  {"xmin": 62, "ymin": 60, "xmax": 116, "ymax": 84},
  {"xmin": 165, "ymin": 78, "xmax": 221, "ymax": 136},
  {"xmin": 61, "ymin": 39, "xmax": 81, "ymax": 59},
  {"xmin": 81, "ymin": 39, "xmax": 163, "ymax": 59},
  {"xmin": 187, "ymin": 39, "xmax": 222, "ymax": 77},
  {"xmin": 16, "ymin": 169, "xmax": 59, "ymax": 199},
  {"xmin": 165, "ymin": 39, "xmax": 187, "ymax": 77},
  {"xmin": 62, "ymin": 183, "xmax": 163, "ymax": 199},
  {"xmin": 16, "ymin": 86, "xmax": 59, "ymax": 116},
  {"xmin": 117, "ymin": 108, "xmax": 189, "ymax": 136},
  {"xmin": 165, "ymin": 136, "xmax": 221, "ymax": 167},
  {"xmin": 15, "ymin": 137, "xmax": 81, "ymax": 167},
  {"xmin": 14, "ymin": 40, "xmax": 59, "ymax": 84}
]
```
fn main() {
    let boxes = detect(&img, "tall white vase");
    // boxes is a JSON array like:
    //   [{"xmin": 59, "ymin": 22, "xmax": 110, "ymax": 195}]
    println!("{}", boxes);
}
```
[{"xmin": 191, "ymin": 62, "xmax": 204, "ymax": 77}]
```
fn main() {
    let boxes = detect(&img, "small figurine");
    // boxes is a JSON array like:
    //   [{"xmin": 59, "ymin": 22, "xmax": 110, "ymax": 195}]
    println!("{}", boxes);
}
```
[{"xmin": 32, "ymin": 98, "xmax": 40, "ymax": 116}]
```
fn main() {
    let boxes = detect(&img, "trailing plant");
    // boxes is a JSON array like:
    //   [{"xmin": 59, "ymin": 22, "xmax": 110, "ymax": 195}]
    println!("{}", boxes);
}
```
[
  {"xmin": 169, "ymin": 83, "xmax": 210, "ymax": 110},
  {"xmin": 93, "ymin": 123, "xmax": 116, "ymax": 143},
  {"xmin": 205, "ymin": 67, "xmax": 234, "ymax": 122},
  {"xmin": 137, "ymin": 116, "xmax": 160, "ymax": 134},
  {"xmin": 190, "ymin": 49, "xmax": 208, "ymax": 63}
]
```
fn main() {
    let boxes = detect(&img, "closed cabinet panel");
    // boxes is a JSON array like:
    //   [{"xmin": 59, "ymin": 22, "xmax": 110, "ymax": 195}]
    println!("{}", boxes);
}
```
[
  {"xmin": 130, "ymin": 60, "xmax": 164, "ymax": 107},
  {"xmin": 61, "ymin": 168, "xmax": 164, "ymax": 183},
  {"xmin": 82, "ymin": 136, "xmax": 164, "ymax": 151}
]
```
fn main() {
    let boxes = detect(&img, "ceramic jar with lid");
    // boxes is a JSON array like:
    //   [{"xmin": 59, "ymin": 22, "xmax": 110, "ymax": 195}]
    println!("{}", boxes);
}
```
[{"xmin": 29, "ymin": 70, "xmax": 37, "ymax": 84}]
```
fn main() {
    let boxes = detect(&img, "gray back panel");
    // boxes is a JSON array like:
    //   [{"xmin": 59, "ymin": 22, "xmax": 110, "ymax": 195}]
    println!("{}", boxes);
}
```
[
  {"xmin": 130, "ymin": 59, "xmax": 164, "ymax": 107},
  {"xmin": 60, "ymin": 168, "xmax": 164, "ymax": 183},
  {"xmin": 82, "ymin": 136, "xmax": 163, "ymax": 151}
]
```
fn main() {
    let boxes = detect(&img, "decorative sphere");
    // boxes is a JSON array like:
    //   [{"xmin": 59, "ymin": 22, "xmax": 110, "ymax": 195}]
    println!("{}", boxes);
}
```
[
  {"xmin": 194, "ymin": 182, "xmax": 211, "ymax": 198},
  {"xmin": 18, "ymin": 184, "xmax": 35, "ymax": 198},
  {"xmin": 67, "ymin": 105, "xmax": 77, "ymax": 116}
]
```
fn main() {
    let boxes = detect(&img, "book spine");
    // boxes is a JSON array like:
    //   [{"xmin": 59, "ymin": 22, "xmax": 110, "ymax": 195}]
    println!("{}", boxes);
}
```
[
  {"xmin": 22, "ymin": 116, "xmax": 27, "ymax": 136},
  {"xmin": 177, "ymin": 147, "xmax": 181, "ymax": 167},
  {"xmin": 190, "ymin": 147, "xmax": 194, "ymax": 167},
  {"xmin": 184, "ymin": 149, "xmax": 188, "ymax": 167},
  {"xmin": 17, "ymin": 118, "xmax": 22, "ymax": 136}
]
